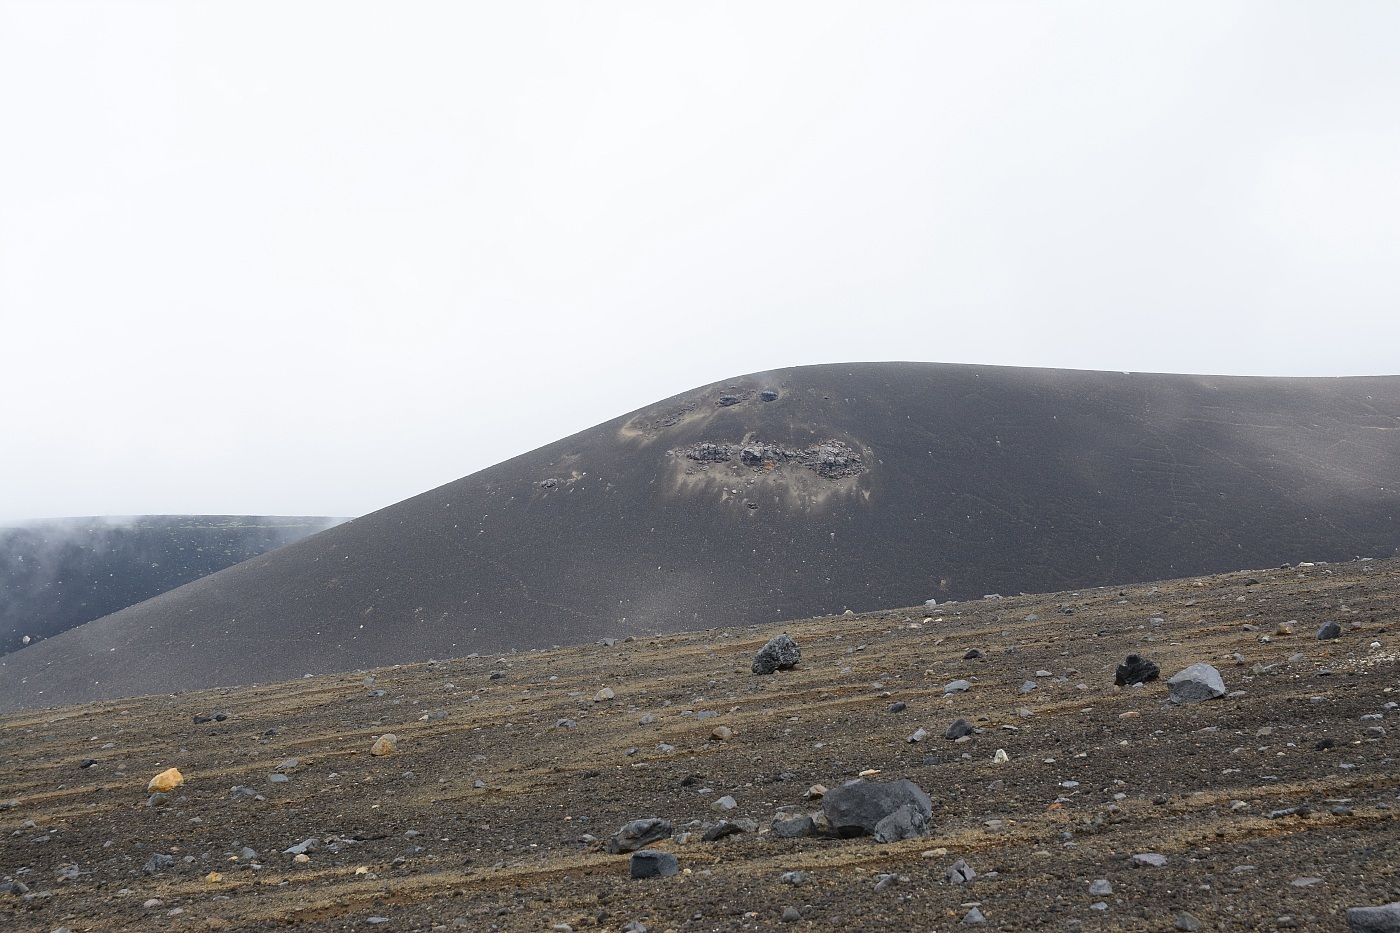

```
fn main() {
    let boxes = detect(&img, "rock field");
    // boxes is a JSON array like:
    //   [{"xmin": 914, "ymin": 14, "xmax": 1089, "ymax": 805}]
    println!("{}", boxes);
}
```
[{"xmin": 3, "ymin": 558, "xmax": 1397, "ymax": 931}]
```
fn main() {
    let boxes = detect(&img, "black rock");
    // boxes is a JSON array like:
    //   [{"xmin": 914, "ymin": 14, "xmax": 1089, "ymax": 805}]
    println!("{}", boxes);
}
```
[
  {"xmin": 1346, "ymin": 902, "xmax": 1400, "ymax": 933},
  {"xmin": 607, "ymin": 818, "xmax": 673, "ymax": 854},
  {"xmin": 702, "ymin": 820, "xmax": 753, "ymax": 842},
  {"xmin": 962, "ymin": 649, "xmax": 983, "ymax": 660},
  {"xmin": 820, "ymin": 778, "xmax": 933, "ymax": 840},
  {"xmin": 1317, "ymin": 620, "xmax": 1342, "ymax": 640},
  {"xmin": 144, "ymin": 853, "xmax": 175, "ymax": 874},
  {"xmin": 760, "ymin": 390, "xmax": 779, "ymax": 401},
  {"xmin": 1114, "ymin": 654, "xmax": 1161, "ymax": 687},
  {"xmin": 888, "ymin": 701, "xmax": 907, "ymax": 714},
  {"xmin": 945, "ymin": 719, "xmax": 975, "ymax": 740},
  {"xmin": 79, "ymin": 758, "xmax": 96, "ymax": 768},
  {"xmin": 629, "ymin": 849, "xmax": 679, "ymax": 879},
  {"xmin": 717, "ymin": 395, "xmax": 742, "ymax": 407},
  {"xmin": 772, "ymin": 814, "xmax": 816, "ymax": 838},
  {"xmin": 752, "ymin": 633, "xmax": 801, "ymax": 675},
  {"xmin": 489, "ymin": 671, "xmax": 505, "ymax": 680}
]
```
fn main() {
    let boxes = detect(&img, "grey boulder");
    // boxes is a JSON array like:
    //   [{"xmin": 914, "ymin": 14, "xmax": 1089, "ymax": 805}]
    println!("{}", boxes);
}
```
[
  {"xmin": 821, "ymin": 778, "xmax": 933, "ymax": 841},
  {"xmin": 629, "ymin": 849, "xmax": 679, "ymax": 879},
  {"xmin": 1347, "ymin": 902, "xmax": 1400, "ymax": 933},
  {"xmin": 752, "ymin": 634, "xmax": 801, "ymax": 675},
  {"xmin": 1167, "ymin": 663, "xmax": 1225, "ymax": 703},
  {"xmin": 1317, "ymin": 620, "xmax": 1343, "ymax": 640},
  {"xmin": 607, "ymin": 818, "xmax": 673, "ymax": 854}
]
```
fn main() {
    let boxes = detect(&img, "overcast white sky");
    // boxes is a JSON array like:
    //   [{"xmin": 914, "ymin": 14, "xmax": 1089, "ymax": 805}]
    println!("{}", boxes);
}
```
[{"xmin": 2, "ymin": 2, "xmax": 1398, "ymax": 523}]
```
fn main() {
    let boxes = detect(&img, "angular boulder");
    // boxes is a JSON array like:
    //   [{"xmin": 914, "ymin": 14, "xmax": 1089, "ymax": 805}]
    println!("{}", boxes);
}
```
[
  {"xmin": 607, "ymin": 817, "xmax": 674, "ymax": 854},
  {"xmin": 752, "ymin": 634, "xmax": 801, "ymax": 674},
  {"xmin": 629, "ymin": 849, "xmax": 679, "ymax": 879},
  {"xmin": 1167, "ymin": 663, "xmax": 1225, "ymax": 703},
  {"xmin": 820, "ymin": 778, "xmax": 932, "ymax": 842},
  {"xmin": 1347, "ymin": 902, "xmax": 1400, "ymax": 933},
  {"xmin": 1114, "ymin": 654, "xmax": 1160, "ymax": 687},
  {"xmin": 1317, "ymin": 620, "xmax": 1342, "ymax": 640}
]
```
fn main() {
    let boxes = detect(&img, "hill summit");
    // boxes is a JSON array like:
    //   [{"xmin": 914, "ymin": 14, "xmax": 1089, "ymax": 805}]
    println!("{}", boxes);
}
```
[{"xmin": 2, "ymin": 362, "xmax": 1397, "ymax": 710}]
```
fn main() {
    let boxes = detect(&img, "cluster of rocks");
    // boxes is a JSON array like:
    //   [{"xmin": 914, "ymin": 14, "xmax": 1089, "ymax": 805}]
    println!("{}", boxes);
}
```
[
  {"xmin": 677, "ymin": 439, "xmax": 864, "ymax": 479},
  {"xmin": 606, "ymin": 776, "xmax": 936, "ymax": 883}
]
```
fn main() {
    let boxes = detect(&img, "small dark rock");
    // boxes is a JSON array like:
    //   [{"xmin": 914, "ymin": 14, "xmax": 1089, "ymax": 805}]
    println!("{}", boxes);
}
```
[
  {"xmin": 144, "ymin": 853, "xmax": 175, "ymax": 874},
  {"xmin": 1176, "ymin": 912, "xmax": 1204, "ymax": 932},
  {"xmin": 1317, "ymin": 620, "xmax": 1342, "ymax": 640},
  {"xmin": 888, "ymin": 701, "xmax": 907, "ymax": 714},
  {"xmin": 752, "ymin": 634, "xmax": 801, "ymax": 675},
  {"xmin": 1114, "ymin": 654, "xmax": 1160, "ymax": 687},
  {"xmin": 962, "ymin": 649, "xmax": 983, "ymax": 660},
  {"xmin": 760, "ymin": 390, "xmax": 779, "ymax": 402},
  {"xmin": 702, "ymin": 820, "xmax": 755, "ymax": 842},
  {"xmin": 945, "ymin": 719, "xmax": 975, "ymax": 740},
  {"xmin": 79, "ymin": 758, "xmax": 97, "ymax": 769},
  {"xmin": 944, "ymin": 859, "xmax": 976, "ymax": 884},
  {"xmin": 782, "ymin": 906, "xmax": 802, "ymax": 922}
]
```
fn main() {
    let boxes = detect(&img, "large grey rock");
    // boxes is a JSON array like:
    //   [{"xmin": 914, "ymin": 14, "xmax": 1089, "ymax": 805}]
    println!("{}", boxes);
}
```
[
  {"xmin": 752, "ymin": 634, "xmax": 801, "ymax": 675},
  {"xmin": 820, "ymin": 778, "xmax": 933, "ymax": 840},
  {"xmin": 1167, "ymin": 663, "xmax": 1225, "ymax": 703},
  {"xmin": 873, "ymin": 803, "xmax": 929, "ymax": 842},
  {"xmin": 1317, "ymin": 620, "xmax": 1343, "ymax": 640},
  {"xmin": 629, "ymin": 849, "xmax": 679, "ymax": 879},
  {"xmin": 1347, "ymin": 902, "xmax": 1400, "ymax": 933},
  {"xmin": 607, "ymin": 818, "xmax": 673, "ymax": 854}
]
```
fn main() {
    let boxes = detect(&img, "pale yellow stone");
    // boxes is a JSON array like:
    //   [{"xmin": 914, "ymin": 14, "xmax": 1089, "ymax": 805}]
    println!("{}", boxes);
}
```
[
  {"xmin": 147, "ymin": 768, "xmax": 184, "ymax": 793},
  {"xmin": 370, "ymin": 734, "xmax": 398, "ymax": 756},
  {"xmin": 204, "ymin": 871, "xmax": 223, "ymax": 883}
]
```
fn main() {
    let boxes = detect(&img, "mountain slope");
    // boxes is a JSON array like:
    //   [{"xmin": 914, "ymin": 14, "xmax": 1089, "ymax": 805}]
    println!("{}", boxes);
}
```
[
  {"xmin": 0, "ymin": 516, "xmax": 343, "ymax": 655},
  {"xmin": 3, "ymin": 362, "xmax": 1397, "ymax": 710}
]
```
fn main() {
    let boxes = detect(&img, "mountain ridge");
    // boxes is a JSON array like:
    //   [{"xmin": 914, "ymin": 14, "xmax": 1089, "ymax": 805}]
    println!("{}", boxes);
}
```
[{"xmin": 3, "ymin": 361, "xmax": 1397, "ymax": 710}]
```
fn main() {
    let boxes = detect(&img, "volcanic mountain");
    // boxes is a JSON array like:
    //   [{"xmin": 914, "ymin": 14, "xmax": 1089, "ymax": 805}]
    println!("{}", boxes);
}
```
[
  {"xmin": 0, "ymin": 516, "xmax": 342, "ymax": 656},
  {"xmin": 2, "ymin": 362, "xmax": 1397, "ymax": 710}
]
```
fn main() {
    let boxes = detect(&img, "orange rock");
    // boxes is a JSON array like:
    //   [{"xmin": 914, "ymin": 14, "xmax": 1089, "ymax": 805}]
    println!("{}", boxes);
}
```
[
  {"xmin": 147, "ymin": 768, "xmax": 184, "ymax": 793},
  {"xmin": 369, "ymin": 734, "xmax": 398, "ymax": 756}
]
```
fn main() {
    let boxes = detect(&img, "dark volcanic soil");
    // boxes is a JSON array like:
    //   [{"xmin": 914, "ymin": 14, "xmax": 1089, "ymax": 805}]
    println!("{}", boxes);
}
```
[{"xmin": 2, "ymin": 559, "xmax": 1397, "ymax": 932}]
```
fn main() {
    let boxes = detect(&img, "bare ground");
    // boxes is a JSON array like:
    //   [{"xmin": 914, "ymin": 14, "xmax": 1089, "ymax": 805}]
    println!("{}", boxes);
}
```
[{"xmin": 2, "ymin": 558, "xmax": 1397, "ymax": 932}]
